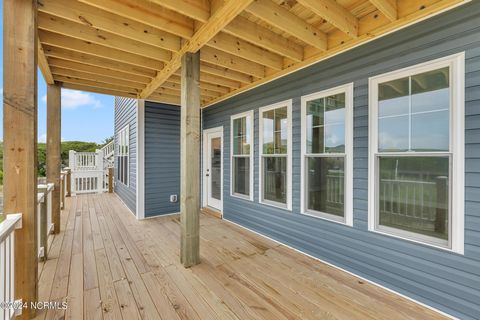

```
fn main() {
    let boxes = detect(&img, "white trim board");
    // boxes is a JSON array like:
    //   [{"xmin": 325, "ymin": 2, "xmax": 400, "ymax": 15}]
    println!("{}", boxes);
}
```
[
  {"xmin": 202, "ymin": 126, "xmax": 224, "ymax": 213},
  {"xmin": 136, "ymin": 99, "xmax": 146, "ymax": 220},
  {"xmin": 222, "ymin": 217, "xmax": 458, "ymax": 320}
]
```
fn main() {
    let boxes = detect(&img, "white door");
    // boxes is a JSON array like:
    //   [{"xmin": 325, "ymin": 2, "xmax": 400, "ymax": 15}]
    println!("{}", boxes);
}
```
[{"xmin": 203, "ymin": 127, "xmax": 223, "ymax": 212}]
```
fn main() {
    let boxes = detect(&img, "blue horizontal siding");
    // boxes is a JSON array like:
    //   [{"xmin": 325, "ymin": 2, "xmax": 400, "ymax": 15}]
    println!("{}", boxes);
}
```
[
  {"xmin": 144, "ymin": 102, "xmax": 180, "ymax": 217},
  {"xmin": 114, "ymin": 97, "xmax": 137, "ymax": 214},
  {"xmin": 202, "ymin": 3, "xmax": 480, "ymax": 319}
]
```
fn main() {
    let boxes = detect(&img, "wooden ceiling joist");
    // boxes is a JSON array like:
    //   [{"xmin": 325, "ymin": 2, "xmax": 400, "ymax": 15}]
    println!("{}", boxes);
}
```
[
  {"xmin": 200, "ymin": 63, "xmax": 252, "ymax": 84},
  {"xmin": 38, "ymin": 0, "xmax": 181, "ymax": 52},
  {"xmin": 246, "ymin": 0, "xmax": 327, "ymax": 51},
  {"xmin": 200, "ymin": 47, "xmax": 264, "ymax": 78},
  {"xmin": 62, "ymin": 82, "xmax": 137, "ymax": 99},
  {"xmin": 42, "ymin": 45, "xmax": 157, "ymax": 78},
  {"xmin": 37, "ymin": 36, "xmax": 55, "ymax": 85},
  {"xmin": 296, "ymin": 0, "xmax": 359, "ymax": 37},
  {"xmin": 148, "ymin": 0, "xmax": 210, "ymax": 22},
  {"xmin": 369, "ymin": 0, "xmax": 397, "ymax": 21},
  {"xmin": 47, "ymin": 57, "xmax": 152, "ymax": 84},
  {"xmin": 138, "ymin": 0, "xmax": 254, "ymax": 99},
  {"xmin": 39, "ymin": 30, "xmax": 164, "ymax": 70},
  {"xmin": 53, "ymin": 74, "xmax": 140, "ymax": 94},
  {"xmin": 38, "ymin": 12, "xmax": 172, "ymax": 62}
]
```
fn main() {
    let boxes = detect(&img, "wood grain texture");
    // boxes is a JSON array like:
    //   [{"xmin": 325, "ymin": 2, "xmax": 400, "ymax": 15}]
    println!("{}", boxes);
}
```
[
  {"xmin": 47, "ymin": 84, "xmax": 61, "ymax": 234},
  {"xmin": 34, "ymin": 193, "xmax": 448, "ymax": 320}
]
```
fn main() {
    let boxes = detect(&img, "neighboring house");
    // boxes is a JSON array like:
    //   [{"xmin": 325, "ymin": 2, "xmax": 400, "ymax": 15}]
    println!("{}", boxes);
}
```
[{"xmin": 114, "ymin": 3, "xmax": 480, "ymax": 319}]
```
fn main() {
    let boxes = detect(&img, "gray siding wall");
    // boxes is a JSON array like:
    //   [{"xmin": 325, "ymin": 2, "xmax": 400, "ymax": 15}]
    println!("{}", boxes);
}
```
[
  {"xmin": 144, "ymin": 102, "xmax": 180, "ymax": 217},
  {"xmin": 114, "ymin": 97, "xmax": 137, "ymax": 214},
  {"xmin": 202, "ymin": 3, "xmax": 480, "ymax": 319}
]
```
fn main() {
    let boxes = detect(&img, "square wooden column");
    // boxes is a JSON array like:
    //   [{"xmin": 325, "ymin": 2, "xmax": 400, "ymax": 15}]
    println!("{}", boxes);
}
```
[
  {"xmin": 47, "ymin": 84, "xmax": 61, "ymax": 234},
  {"xmin": 180, "ymin": 51, "xmax": 201, "ymax": 267},
  {"xmin": 3, "ymin": 0, "xmax": 39, "ymax": 317}
]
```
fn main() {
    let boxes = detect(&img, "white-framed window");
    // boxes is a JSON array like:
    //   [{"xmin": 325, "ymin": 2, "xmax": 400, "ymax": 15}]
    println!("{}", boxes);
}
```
[
  {"xmin": 300, "ymin": 83, "xmax": 354, "ymax": 225},
  {"xmin": 231, "ymin": 111, "xmax": 254, "ymax": 201},
  {"xmin": 116, "ymin": 125, "xmax": 130, "ymax": 186},
  {"xmin": 259, "ymin": 100, "xmax": 292, "ymax": 210},
  {"xmin": 368, "ymin": 53, "xmax": 465, "ymax": 254}
]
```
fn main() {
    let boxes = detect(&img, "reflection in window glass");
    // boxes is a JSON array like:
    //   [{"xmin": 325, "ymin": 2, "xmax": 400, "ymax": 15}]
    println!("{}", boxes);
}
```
[
  {"xmin": 232, "ymin": 114, "xmax": 252, "ymax": 198},
  {"xmin": 263, "ymin": 157, "xmax": 287, "ymax": 204},
  {"xmin": 378, "ymin": 156, "xmax": 449, "ymax": 240},
  {"xmin": 233, "ymin": 157, "xmax": 250, "ymax": 196},
  {"xmin": 263, "ymin": 107, "xmax": 287, "ymax": 154},
  {"xmin": 307, "ymin": 157, "xmax": 345, "ymax": 217},
  {"xmin": 116, "ymin": 126, "xmax": 129, "ymax": 185},
  {"xmin": 233, "ymin": 116, "xmax": 251, "ymax": 155}
]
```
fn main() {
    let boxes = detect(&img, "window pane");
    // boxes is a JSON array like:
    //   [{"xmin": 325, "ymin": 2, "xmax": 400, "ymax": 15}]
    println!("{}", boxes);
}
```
[
  {"xmin": 307, "ymin": 157, "xmax": 345, "ymax": 217},
  {"xmin": 411, "ymin": 67, "xmax": 449, "ymax": 114},
  {"xmin": 263, "ymin": 107, "xmax": 288, "ymax": 154},
  {"xmin": 378, "ymin": 115, "xmax": 409, "ymax": 152},
  {"xmin": 233, "ymin": 116, "xmax": 251, "ymax": 155},
  {"xmin": 263, "ymin": 110, "xmax": 275, "ymax": 154},
  {"xmin": 123, "ymin": 155, "xmax": 128, "ymax": 185},
  {"xmin": 307, "ymin": 94, "xmax": 345, "ymax": 154},
  {"xmin": 211, "ymin": 137, "xmax": 222, "ymax": 200},
  {"xmin": 233, "ymin": 157, "xmax": 250, "ymax": 196},
  {"xmin": 379, "ymin": 77, "xmax": 409, "ymax": 117},
  {"xmin": 263, "ymin": 156, "xmax": 287, "ymax": 204},
  {"xmin": 378, "ymin": 156, "xmax": 449, "ymax": 240},
  {"xmin": 411, "ymin": 110, "xmax": 449, "ymax": 151}
]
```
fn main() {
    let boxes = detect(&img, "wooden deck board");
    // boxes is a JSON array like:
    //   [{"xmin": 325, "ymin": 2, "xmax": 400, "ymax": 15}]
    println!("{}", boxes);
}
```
[{"xmin": 36, "ymin": 193, "xmax": 448, "ymax": 320}]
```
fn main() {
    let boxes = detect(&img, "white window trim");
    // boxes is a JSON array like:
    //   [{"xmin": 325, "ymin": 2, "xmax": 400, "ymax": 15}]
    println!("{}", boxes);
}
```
[
  {"xmin": 368, "ymin": 52, "xmax": 465, "ymax": 254},
  {"xmin": 116, "ymin": 124, "xmax": 130, "ymax": 187},
  {"xmin": 230, "ymin": 110, "xmax": 254, "ymax": 201},
  {"xmin": 258, "ymin": 100, "xmax": 293, "ymax": 211},
  {"xmin": 300, "ymin": 83, "xmax": 354, "ymax": 226}
]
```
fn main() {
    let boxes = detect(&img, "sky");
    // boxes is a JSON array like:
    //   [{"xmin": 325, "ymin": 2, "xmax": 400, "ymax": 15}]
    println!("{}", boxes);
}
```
[{"xmin": 0, "ymin": 2, "xmax": 114, "ymax": 144}]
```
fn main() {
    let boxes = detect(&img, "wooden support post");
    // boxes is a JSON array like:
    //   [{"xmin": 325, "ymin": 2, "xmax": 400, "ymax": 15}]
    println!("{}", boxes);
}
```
[
  {"xmin": 66, "ymin": 168, "xmax": 72, "ymax": 197},
  {"xmin": 180, "ymin": 51, "xmax": 201, "ymax": 268},
  {"xmin": 3, "ymin": 0, "xmax": 39, "ymax": 316},
  {"xmin": 38, "ymin": 185, "xmax": 48, "ymax": 262},
  {"xmin": 47, "ymin": 84, "xmax": 61, "ymax": 234},
  {"xmin": 60, "ymin": 173, "xmax": 66, "ymax": 210},
  {"xmin": 108, "ymin": 167, "xmax": 114, "ymax": 193}
]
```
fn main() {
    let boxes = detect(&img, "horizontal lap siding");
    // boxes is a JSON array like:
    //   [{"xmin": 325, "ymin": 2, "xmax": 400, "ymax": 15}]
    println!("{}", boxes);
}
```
[
  {"xmin": 202, "ymin": 3, "xmax": 480, "ymax": 319},
  {"xmin": 114, "ymin": 97, "xmax": 137, "ymax": 214},
  {"xmin": 144, "ymin": 102, "xmax": 181, "ymax": 217}
]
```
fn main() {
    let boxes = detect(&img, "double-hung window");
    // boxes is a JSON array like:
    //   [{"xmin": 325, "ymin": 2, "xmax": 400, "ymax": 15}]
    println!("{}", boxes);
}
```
[
  {"xmin": 231, "ymin": 111, "xmax": 254, "ymax": 200},
  {"xmin": 301, "ymin": 84, "xmax": 354, "ymax": 225},
  {"xmin": 116, "ymin": 125, "xmax": 129, "ymax": 186},
  {"xmin": 368, "ymin": 53, "xmax": 465, "ymax": 253},
  {"xmin": 259, "ymin": 100, "xmax": 292, "ymax": 209}
]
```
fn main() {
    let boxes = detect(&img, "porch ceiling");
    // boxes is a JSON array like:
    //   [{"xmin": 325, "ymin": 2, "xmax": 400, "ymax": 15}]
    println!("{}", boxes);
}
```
[{"xmin": 37, "ymin": 0, "xmax": 468, "ymax": 107}]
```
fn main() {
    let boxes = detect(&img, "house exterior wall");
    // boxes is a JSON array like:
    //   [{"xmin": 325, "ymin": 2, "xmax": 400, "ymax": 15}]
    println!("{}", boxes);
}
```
[
  {"xmin": 114, "ymin": 96, "xmax": 137, "ymax": 214},
  {"xmin": 144, "ymin": 102, "xmax": 181, "ymax": 217},
  {"xmin": 202, "ymin": 3, "xmax": 480, "ymax": 319}
]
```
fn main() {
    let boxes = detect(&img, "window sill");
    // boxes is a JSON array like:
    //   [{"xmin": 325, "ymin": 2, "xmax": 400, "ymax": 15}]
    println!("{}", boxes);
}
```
[
  {"xmin": 230, "ymin": 193, "xmax": 253, "ymax": 202},
  {"xmin": 260, "ymin": 199, "xmax": 292, "ymax": 212},
  {"xmin": 300, "ymin": 210, "xmax": 351, "ymax": 227}
]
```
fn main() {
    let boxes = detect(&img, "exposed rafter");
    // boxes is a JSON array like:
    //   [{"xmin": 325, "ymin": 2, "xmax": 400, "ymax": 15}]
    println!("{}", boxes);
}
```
[
  {"xmin": 369, "ymin": 0, "xmax": 397, "ymax": 21},
  {"xmin": 37, "ymin": 35, "xmax": 55, "ymax": 84},
  {"xmin": 246, "ymin": 0, "xmax": 327, "ymax": 51},
  {"xmin": 139, "ymin": 0, "xmax": 254, "ymax": 99},
  {"xmin": 296, "ymin": 0, "xmax": 359, "ymax": 37}
]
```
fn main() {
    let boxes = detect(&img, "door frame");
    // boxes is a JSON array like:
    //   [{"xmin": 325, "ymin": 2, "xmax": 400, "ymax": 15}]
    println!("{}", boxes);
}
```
[{"xmin": 202, "ymin": 126, "xmax": 224, "ymax": 213}]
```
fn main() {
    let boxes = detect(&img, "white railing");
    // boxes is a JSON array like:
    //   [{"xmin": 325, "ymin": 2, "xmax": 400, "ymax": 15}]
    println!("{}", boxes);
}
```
[
  {"xmin": 69, "ymin": 150, "xmax": 100, "ymax": 171},
  {"xmin": 72, "ymin": 170, "xmax": 105, "ymax": 195},
  {"xmin": 0, "ymin": 213, "xmax": 22, "ymax": 320},
  {"xmin": 101, "ymin": 140, "xmax": 114, "ymax": 159},
  {"xmin": 37, "ymin": 184, "xmax": 55, "ymax": 260}
]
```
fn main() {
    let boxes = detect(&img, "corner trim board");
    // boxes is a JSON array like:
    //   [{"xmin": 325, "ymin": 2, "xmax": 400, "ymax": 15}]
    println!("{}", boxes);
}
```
[{"xmin": 136, "ymin": 99, "xmax": 146, "ymax": 219}]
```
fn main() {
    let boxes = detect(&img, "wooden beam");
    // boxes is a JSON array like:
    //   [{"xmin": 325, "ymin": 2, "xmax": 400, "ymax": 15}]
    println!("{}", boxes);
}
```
[
  {"xmin": 139, "ymin": 0, "xmax": 253, "ymax": 99},
  {"xmin": 224, "ymin": 16, "xmax": 303, "ymax": 62},
  {"xmin": 3, "ymin": 0, "xmax": 38, "ymax": 317},
  {"xmin": 149, "ymin": 94, "xmax": 181, "ymax": 105},
  {"xmin": 180, "ymin": 52, "xmax": 200, "ymax": 268},
  {"xmin": 46, "ymin": 84, "xmax": 61, "ymax": 234},
  {"xmin": 167, "ymin": 75, "xmax": 231, "ymax": 94},
  {"xmin": 208, "ymin": 32, "xmax": 283, "ymax": 70},
  {"xmin": 38, "ymin": 12, "xmax": 172, "ymax": 62},
  {"xmin": 200, "ymin": 46, "xmax": 265, "ymax": 78},
  {"xmin": 295, "ymin": 0, "xmax": 359, "ymax": 37},
  {"xmin": 38, "ymin": 36, "xmax": 54, "ymax": 84},
  {"xmin": 38, "ymin": 0, "xmax": 181, "ymax": 52},
  {"xmin": 53, "ymin": 75, "xmax": 140, "ymax": 94},
  {"xmin": 42, "ymin": 45, "xmax": 157, "ymax": 77},
  {"xmin": 78, "ymin": 0, "xmax": 194, "ymax": 38},
  {"xmin": 200, "ymin": 72, "xmax": 241, "ymax": 89},
  {"xmin": 39, "ymin": 30, "xmax": 164, "ymax": 70},
  {"xmin": 148, "ymin": 0, "xmax": 210, "ymax": 22},
  {"xmin": 201, "ymin": 62, "xmax": 252, "ymax": 84},
  {"xmin": 369, "ymin": 0, "xmax": 397, "ymax": 21},
  {"xmin": 50, "ymin": 66, "xmax": 146, "ymax": 90},
  {"xmin": 61, "ymin": 82, "xmax": 137, "ymax": 98},
  {"xmin": 156, "ymin": 85, "xmax": 220, "ymax": 99},
  {"xmin": 48, "ymin": 57, "xmax": 151, "ymax": 84},
  {"xmin": 246, "ymin": 0, "xmax": 327, "ymax": 51}
]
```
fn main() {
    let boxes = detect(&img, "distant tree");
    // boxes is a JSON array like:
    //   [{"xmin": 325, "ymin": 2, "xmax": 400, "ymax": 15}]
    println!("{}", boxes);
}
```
[{"xmin": 102, "ymin": 136, "xmax": 114, "ymax": 146}]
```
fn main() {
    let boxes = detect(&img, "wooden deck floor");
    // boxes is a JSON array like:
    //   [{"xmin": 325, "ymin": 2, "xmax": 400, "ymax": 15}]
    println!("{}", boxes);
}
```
[{"xmin": 34, "ymin": 193, "xmax": 447, "ymax": 320}]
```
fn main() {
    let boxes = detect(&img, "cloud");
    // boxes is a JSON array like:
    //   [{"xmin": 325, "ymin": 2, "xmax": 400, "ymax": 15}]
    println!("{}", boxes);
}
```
[
  {"xmin": 38, "ymin": 133, "xmax": 47, "ymax": 143},
  {"xmin": 41, "ymin": 89, "xmax": 104, "ymax": 110}
]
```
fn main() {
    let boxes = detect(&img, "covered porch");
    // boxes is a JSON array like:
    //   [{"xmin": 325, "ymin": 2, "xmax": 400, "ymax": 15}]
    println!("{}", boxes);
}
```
[{"xmin": 34, "ymin": 193, "xmax": 446, "ymax": 320}]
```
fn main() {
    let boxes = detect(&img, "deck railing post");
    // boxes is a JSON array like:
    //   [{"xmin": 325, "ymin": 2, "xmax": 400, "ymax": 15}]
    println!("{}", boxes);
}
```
[
  {"xmin": 108, "ymin": 167, "xmax": 114, "ymax": 193},
  {"xmin": 3, "ymin": 0, "xmax": 39, "ymax": 316},
  {"xmin": 66, "ymin": 168, "xmax": 72, "ymax": 197},
  {"xmin": 37, "ymin": 185, "xmax": 48, "ymax": 262}
]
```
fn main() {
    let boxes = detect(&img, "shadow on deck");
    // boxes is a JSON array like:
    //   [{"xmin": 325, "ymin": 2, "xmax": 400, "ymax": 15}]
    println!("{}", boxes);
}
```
[{"xmin": 34, "ymin": 193, "xmax": 447, "ymax": 320}]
